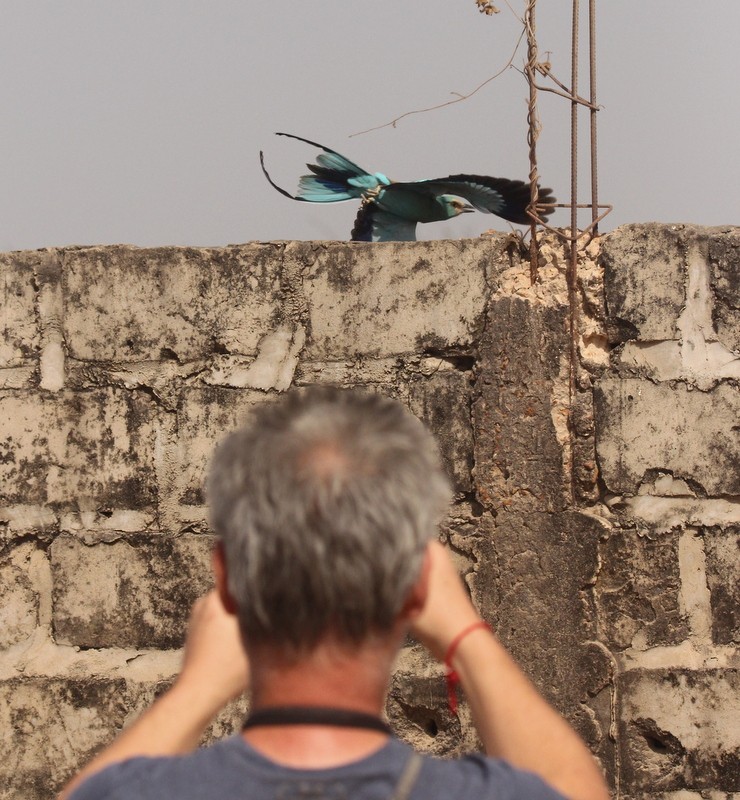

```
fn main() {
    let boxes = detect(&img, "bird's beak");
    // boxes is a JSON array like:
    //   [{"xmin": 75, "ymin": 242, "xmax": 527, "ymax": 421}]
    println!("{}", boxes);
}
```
[{"xmin": 460, "ymin": 203, "xmax": 475, "ymax": 214}]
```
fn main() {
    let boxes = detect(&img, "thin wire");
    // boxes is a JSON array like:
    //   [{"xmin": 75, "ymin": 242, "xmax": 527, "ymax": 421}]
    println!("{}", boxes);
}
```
[
  {"xmin": 349, "ymin": 29, "xmax": 526, "ymax": 139},
  {"xmin": 517, "ymin": 64, "xmax": 599, "ymax": 109}
]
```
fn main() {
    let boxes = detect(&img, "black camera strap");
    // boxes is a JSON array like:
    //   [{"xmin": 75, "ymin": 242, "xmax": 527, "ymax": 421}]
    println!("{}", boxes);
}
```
[
  {"xmin": 243, "ymin": 705, "xmax": 392, "ymax": 734},
  {"xmin": 242, "ymin": 706, "xmax": 422, "ymax": 799}
]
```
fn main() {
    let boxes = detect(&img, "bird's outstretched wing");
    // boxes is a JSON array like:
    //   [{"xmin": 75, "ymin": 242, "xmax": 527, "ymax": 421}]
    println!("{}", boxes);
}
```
[
  {"xmin": 352, "ymin": 202, "xmax": 417, "ymax": 242},
  {"xmin": 260, "ymin": 132, "xmax": 372, "ymax": 203},
  {"xmin": 393, "ymin": 175, "xmax": 555, "ymax": 225}
]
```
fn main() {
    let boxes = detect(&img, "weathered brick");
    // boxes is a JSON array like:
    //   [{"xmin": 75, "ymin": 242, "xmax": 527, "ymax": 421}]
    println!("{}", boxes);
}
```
[
  {"xmin": 618, "ymin": 669, "xmax": 740, "ymax": 792},
  {"xmin": 409, "ymin": 369, "xmax": 474, "ymax": 495},
  {"xmin": 473, "ymin": 296, "xmax": 570, "ymax": 513},
  {"xmin": 0, "ymin": 504, "xmax": 58, "ymax": 538},
  {"xmin": 703, "ymin": 526, "xmax": 740, "ymax": 646},
  {"xmin": 202, "ymin": 323, "xmax": 305, "ymax": 392},
  {"xmin": 708, "ymin": 229, "xmax": 740, "ymax": 354},
  {"xmin": 387, "ymin": 665, "xmax": 475, "ymax": 757},
  {"xmin": 303, "ymin": 239, "xmax": 490, "ymax": 359},
  {"xmin": 0, "ymin": 389, "xmax": 161, "ymax": 508},
  {"xmin": 51, "ymin": 534, "xmax": 214, "ymax": 649},
  {"xmin": 0, "ymin": 250, "xmax": 44, "ymax": 368},
  {"xmin": 175, "ymin": 388, "xmax": 267, "ymax": 506},
  {"xmin": 0, "ymin": 677, "xmax": 249, "ymax": 799},
  {"xmin": 0, "ymin": 546, "xmax": 39, "ymax": 649},
  {"xmin": 294, "ymin": 356, "xmax": 401, "ymax": 387},
  {"xmin": 62, "ymin": 244, "xmax": 282, "ymax": 362},
  {"xmin": 595, "ymin": 379, "xmax": 740, "ymax": 496},
  {"xmin": 0, "ymin": 677, "xmax": 139, "ymax": 798},
  {"xmin": 468, "ymin": 512, "xmax": 613, "ymax": 764},
  {"xmin": 596, "ymin": 527, "xmax": 688, "ymax": 651},
  {"xmin": 602, "ymin": 223, "xmax": 686, "ymax": 342}
]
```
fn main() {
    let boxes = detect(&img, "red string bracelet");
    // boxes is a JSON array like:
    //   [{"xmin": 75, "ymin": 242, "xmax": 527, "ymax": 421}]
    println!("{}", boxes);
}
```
[{"xmin": 444, "ymin": 621, "xmax": 491, "ymax": 716}]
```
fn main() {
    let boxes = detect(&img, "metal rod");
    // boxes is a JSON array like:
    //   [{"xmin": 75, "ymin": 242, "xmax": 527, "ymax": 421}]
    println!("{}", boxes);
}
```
[
  {"xmin": 566, "ymin": 0, "xmax": 581, "ymax": 506},
  {"xmin": 571, "ymin": 0, "xmax": 579, "ymax": 244},
  {"xmin": 525, "ymin": 0, "xmax": 540, "ymax": 284},
  {"xmin": 589, "ymin": 0, "xmax": 599, "ymax": 229}
]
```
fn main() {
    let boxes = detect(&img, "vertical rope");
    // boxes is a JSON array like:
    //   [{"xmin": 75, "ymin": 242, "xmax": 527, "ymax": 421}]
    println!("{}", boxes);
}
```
[{"xmin": 525, "ymin": 0, "xmax": 540, "ymax": 284}]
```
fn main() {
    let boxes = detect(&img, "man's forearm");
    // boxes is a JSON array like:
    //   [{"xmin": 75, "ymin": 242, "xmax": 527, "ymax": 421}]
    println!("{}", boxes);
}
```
[{"xmin": 453, "ymin": 627, "xmax": 609, "ymax": 800}]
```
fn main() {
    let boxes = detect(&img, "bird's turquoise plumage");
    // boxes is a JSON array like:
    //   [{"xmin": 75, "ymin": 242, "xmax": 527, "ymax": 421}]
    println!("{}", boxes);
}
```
[
  {"xmin": 347, "ymin": 174, "xmax": 391, "ymax": 191},
  {"xmin": 260, "ymin": 133, "xmax": 555, "ymax": 242}
]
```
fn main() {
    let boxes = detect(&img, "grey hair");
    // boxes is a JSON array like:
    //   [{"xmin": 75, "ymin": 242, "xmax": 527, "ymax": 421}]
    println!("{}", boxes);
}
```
[{"xmin": 207, "ymin": 387, "xmax": 451, "ymax": 653}]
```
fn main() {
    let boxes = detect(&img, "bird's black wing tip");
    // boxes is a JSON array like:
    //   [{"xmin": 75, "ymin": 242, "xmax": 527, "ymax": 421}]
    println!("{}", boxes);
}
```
[
  {"xmin": 259, "ymin": 147, "xmax": 303, "ymax": 202},
  {"xmin": 273, "ymin": 132, "xmax": 329, "ymax": 152},
  {"xmin": 269, "ymin": 132, "xmax": 355, "ymax": 164}
]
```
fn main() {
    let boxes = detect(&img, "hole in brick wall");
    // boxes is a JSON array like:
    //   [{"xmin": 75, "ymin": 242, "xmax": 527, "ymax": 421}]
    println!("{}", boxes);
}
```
[
  {"xmin": 635, "ymin": 718, "xmax": 684, "ymax": 759},
  {"xmin": 160, "ymin": 347, "xmax": 179, "ymax": 362},
  {"xmin": 644, "ymin": 733, "xmax": 671, "ymax": 754},
  {"xmin": 469, "ymin": 498, "xmax": 484, "ymax": 517},
  {"xmin": 683, "ymin": 476, "xmax": 708, "ymax": 498},
  {"xmin": 421, "ymin": 349, "xmax": 476, "ymax": 372},
  {"xmin": 458, "ymin": 493, "xmax": 485, "ymax": 518},
  {"xmin": 393, "ymin": 698, "xmax": 448, "ymax": 741},
  {"xmin": 447, "ymin": 355, "xmax": 476, "ymax": 371}
]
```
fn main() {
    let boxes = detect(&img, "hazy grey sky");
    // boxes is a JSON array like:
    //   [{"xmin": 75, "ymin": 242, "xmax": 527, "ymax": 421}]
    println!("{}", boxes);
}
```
[{"xmin": 2, "ymin": 1, "xmax": 738, "ymax": 251}]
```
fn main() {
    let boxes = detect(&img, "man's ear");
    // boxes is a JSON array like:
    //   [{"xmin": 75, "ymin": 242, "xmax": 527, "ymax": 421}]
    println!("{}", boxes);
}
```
[
  {"xmin": 212, "ymin": 542, "xmax": 239, "ymax": 615},
  {"xmin": 399, "ymin": 543, "xmax": 432, "ymax": 621}
]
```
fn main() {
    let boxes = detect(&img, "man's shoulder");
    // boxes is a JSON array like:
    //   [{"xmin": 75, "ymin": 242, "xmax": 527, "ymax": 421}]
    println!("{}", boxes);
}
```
[
  {"xmin": 414, "ymin": 745, "xmax": 567, "ymax": 800},
  {"xmin": 68, "ymin": 736, "xmax": 565, "ymax": 800},
  {"xmin": 67, "ymin": 736, "xmax": 248, "ymax": 800}
]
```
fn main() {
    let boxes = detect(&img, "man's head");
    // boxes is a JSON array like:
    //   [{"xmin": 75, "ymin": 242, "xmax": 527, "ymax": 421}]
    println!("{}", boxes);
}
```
[{"xmin": 208, "ymin": 387, "xmax": 451, "ymax": 655}]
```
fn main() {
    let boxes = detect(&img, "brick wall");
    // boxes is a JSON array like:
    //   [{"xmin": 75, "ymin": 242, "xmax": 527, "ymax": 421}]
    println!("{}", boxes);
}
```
[
  {"xmin": 0, "ymin": 225, "xmax": 737, "ymax": 798},
  {"xmin": 596, "ymin": 225, "xmax": 739, "ymax": 797}
]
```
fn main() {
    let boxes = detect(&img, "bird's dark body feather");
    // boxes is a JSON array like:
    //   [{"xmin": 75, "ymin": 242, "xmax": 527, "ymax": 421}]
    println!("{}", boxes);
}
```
[
  {"xmin": 352, "ymin": 203, "xmax": 417, "ymax": 242},
  {"xmin": 376, "ymin": 185, "xmax": 451, "ymax": 222}
]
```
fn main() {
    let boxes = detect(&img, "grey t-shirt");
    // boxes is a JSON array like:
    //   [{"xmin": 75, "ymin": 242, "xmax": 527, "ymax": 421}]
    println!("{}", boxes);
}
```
[{"xmin": 69, "ymin": 735, "xmax": 566, "ymax": 800}]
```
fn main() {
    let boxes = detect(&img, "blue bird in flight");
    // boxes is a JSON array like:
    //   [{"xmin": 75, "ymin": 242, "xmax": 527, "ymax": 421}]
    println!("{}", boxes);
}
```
[{"xmin": 260, "ymin": 132, "xmax": 555, "ymax": 242}]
